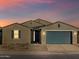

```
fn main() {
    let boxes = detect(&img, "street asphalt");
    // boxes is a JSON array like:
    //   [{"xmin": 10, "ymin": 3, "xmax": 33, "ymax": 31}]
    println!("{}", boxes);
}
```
[
  {"xmin": 0, "ymin": 54, "xmax": 79, "ymax": 59},
  {"xmin": 0, "ymin": 51, "xmax": 79, "ymax": 59}
]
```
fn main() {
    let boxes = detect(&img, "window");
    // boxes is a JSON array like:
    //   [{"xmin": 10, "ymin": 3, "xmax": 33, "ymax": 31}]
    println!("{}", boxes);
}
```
[
  {"xmin": 13, "ymin": 30, "xmax": 19, "ymax": 39},
  {"xmin": 58, "ymin": 24, "xmax": 60, "ymax": 28}
]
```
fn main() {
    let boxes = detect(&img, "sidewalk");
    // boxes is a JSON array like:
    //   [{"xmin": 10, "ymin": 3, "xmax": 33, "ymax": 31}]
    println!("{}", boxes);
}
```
[
  {"xmin": 0, "ymin": 44, "xmax": 79, "ymax": 55},
  {"xmin": 0, "ymin": 50, "xmax": 79, "ymax": 55}
]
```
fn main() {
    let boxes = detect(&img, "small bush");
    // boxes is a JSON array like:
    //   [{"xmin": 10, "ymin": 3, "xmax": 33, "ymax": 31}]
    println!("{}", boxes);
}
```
[
  {"xmin": 16, "ymin": 43, "xmax": 29, "ymax": 49},
  {"xmin": 2, "ymin": 43, "xmax": 8, "ymax": 48},
  {"xmin": 8, "ymin": 44, "xmax": 14, "ymax": 49}
]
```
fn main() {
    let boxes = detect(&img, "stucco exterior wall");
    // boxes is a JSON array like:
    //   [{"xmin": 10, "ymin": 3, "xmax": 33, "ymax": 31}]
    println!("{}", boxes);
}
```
[
  {"xmin": 72, "ymin": 31, "xmax": 77, "ymax": 45},
  {"xmin": 2, "ymin": 24, "xmax": 31, "ymax": 45},
  {"xmin": 41, "ymin": 30, "xmax": 46, "ymax": 45},
  {"xmin": 42, "ymin": 22, "xmax": 78, "ymax": 31}
]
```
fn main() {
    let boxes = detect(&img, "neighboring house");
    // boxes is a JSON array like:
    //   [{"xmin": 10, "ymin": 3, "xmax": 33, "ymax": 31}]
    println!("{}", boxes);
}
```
[
  {"xmin": 0, "ymin": 27, "xmax": 2, "ymax": 45},
  {"xmin": 2, "ymin": 23, "xmax": 30, "ymax": 47}
]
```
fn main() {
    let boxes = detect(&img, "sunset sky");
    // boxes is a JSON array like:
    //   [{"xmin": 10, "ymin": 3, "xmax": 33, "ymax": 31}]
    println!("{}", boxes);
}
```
[{"xmin": 0, "ymin": 0, "xmax": 79, "ymax": 27}]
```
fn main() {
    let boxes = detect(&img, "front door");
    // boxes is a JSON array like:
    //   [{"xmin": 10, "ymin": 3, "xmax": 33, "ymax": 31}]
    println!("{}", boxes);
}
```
[
  {"xmin": 35, "ymin": 30, "xmax": 41, "ymax": 43},
  {"xmin": 31, "ymin": 29, "xmax": 41, "ymax": 44}
]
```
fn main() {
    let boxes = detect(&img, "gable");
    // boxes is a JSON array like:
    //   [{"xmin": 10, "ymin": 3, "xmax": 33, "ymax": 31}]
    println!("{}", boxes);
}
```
[
  {"xmin": 22, "ymin": 20, "xmax": 43, "ymax": 28},
  {"xmin": 21, "ymin": 20, "xmax": 32, "ymax": 27},
  {"xmin": 34, "ymin": 19, "xmax": 52, "ymax": 25},
  {"xmin": 42, "ymin": 21, "xmax": 79, "ymax": 31}
]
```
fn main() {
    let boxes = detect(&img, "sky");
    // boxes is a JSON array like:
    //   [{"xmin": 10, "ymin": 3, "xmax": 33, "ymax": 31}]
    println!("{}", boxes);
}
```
[{"xmin": 0, "ymin": 0, "xmax": 79, "ymax": 27}]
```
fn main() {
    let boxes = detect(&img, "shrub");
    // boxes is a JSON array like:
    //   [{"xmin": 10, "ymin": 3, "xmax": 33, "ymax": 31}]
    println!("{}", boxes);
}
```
[
  {"xmin": 2, "ymin": 43, "xmax": 8, "ymax": 48},
  {"xmin": 16, "ymin": 43, "xmax": 29, "ymax": 49},
  {"xmin": 8, "ymin": 44, "xmax": 14, "ymax": 49}
]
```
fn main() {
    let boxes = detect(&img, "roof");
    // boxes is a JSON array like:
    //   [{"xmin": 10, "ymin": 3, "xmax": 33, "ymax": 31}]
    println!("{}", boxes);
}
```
[
  {"xmin": 42, "ymin": 21, "xmax": 79, "ymax": 30},
  {"xmin": 21, "ymin": 18, "xmax": 52, "ymax": 29},
  {"xmin": 56, "ymin": 21, "xmax": 79, "ymax": 29},
  {"xmin": 3, "ymin": 23, "xmax": 30, "ymax": 29},
  {"xmin": 21, "ymin": 19, "xmax": 44, "ymax": 28},
  {"xmin": 33, "ymin": 18, "xmax": 52, "ymax": 25},
  {"xmin": 21, "ymin": 20, "xmax": 33, "ymax": 25}
]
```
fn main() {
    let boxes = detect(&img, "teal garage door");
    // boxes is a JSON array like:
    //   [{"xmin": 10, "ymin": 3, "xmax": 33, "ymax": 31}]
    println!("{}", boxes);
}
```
[{"xmin": 46, "ymin": 31, "xmax": 72, "ymax": 44}]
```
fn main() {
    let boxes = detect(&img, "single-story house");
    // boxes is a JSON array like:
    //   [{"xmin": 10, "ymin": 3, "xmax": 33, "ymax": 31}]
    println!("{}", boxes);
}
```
[{"xmin": 0, "ymin": 19, "xmax": 79, "ymax": 51}]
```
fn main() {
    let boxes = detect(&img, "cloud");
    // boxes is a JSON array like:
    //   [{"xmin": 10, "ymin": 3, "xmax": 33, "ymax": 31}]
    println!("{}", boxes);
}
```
[
  {"xmin": 54, "ymin": 0, "xmax": 79, "ymax": 13},
  {"xmin": 26, "ymin": 0, "xmax": 54, "ymax": 4},
  {"xmin": 0, "ymin": 0, "xmax": 26, "ymax": 10},
  {"xmin": 28, "ymin": 10, "xmax": 63, "ymax": 22},
  {"xmin": 0, "ymin": 0, "xmax": 54, "ymax": 10}
]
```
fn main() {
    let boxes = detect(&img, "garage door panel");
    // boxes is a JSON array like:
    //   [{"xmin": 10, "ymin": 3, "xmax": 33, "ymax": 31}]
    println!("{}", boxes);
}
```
[{"xmin": 46, "ymin": 31, "xmax": 72, "ymax": 44}]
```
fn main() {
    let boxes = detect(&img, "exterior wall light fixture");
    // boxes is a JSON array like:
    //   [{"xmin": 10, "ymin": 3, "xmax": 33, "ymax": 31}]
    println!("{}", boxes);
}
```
[{"xmin": 42, "ymin": 31, "xmax": 46, "ymax": 35}]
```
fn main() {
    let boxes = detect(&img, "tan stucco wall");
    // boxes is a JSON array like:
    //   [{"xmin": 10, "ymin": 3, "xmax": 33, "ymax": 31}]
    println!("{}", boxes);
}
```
[
  {"xmin": 2, "ymin": 24, "xmax": 31, "ymax": 45},
  {"xmin": 72, "ymin": 31, "xmax": 77, "ymax": 45},
  {"xmin": 41, "ymin": 30, "xmax": 46, "ymax": 45}
]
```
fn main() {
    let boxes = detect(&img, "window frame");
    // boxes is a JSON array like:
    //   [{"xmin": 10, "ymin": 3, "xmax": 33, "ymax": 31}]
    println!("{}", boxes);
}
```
[{"xmin": 12, "ymin": 30, "xmax": 20, "ymax": 39}]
